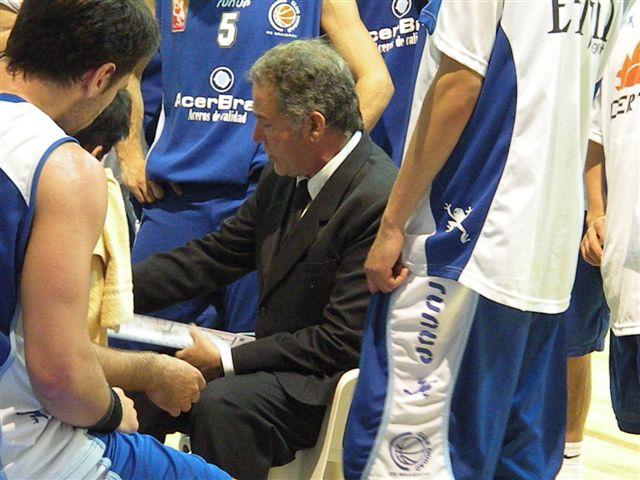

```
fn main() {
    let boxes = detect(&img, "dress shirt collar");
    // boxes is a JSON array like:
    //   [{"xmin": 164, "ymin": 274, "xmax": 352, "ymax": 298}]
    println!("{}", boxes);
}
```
[{"xmin": 296, "ymin": 131, "xmax": 362, "ymax": 200}]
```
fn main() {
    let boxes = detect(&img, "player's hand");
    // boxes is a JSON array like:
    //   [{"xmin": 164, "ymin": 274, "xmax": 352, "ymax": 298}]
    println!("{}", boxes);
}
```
[
  {"xmin": 145, "ymin": 354, "xmax": 206, "ymax": 417},
  {"xmin": 119, "ymin": 150, "xmax": 165, "ymax": 203},
  {"xmin": 365, "ymin": 224, "xmax": 409, "ymax": 293},
  {"xmin": 114, "ymin": 387, "xmax": 139, "ymax": 433},
  {"xmin": 580, "ymin": 215, "xmax": 605, "ymax": 266},
  {"xmin": 176, "ymin": 326, "xmax": 223, "ymax": 383}
]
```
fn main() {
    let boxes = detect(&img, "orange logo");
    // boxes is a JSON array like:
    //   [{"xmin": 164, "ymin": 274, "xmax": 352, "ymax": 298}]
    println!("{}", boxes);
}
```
[
  {"xmin": 615, "ymin": 41, "xmax": 640, "ymax": 90},
  {"xmin": 171, "ymin": 0, "xmax": 188, "ymax": 33}
]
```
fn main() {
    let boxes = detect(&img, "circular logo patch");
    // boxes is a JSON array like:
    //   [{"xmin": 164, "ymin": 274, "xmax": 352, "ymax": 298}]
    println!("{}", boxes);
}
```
[{"xmin": 209, "ymin": 66, "xmax": 235, "ymax": 93}]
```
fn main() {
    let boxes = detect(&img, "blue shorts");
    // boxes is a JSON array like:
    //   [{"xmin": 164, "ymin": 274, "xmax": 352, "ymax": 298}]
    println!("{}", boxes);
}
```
[
  {"xmin": 128, "ymin": 185, "xmax": 258, "ymax": 334},
  {"xmin": 343, "ymin": 275, "xmax": 566, "ymax": 480},
  {"xmin": 609, "ymin": 334, "xmax": 640, "ymax": 434},
  {"xmin": 93, "ymin": 432, "xmax": 230, "ymax": 479},
  {"xmin": 564, "ymin": 253, "xmax": 610, "ymax": 357}
]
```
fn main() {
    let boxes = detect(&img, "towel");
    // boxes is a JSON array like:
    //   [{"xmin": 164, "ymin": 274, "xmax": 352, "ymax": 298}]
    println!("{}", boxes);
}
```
[{"xmin": 88, "ymin": 168, "xmax": 134, "ymax": 345}]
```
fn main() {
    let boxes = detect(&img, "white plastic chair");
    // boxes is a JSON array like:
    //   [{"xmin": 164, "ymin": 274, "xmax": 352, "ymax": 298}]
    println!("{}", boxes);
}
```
[{"xmin": 268, "ymin": 368, "xmax": 360, "ymax": 480}]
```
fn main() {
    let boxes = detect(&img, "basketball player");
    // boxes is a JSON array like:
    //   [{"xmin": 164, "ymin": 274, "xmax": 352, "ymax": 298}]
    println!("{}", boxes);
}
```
[
  {"xmin": 0, "ymin": 1, "xmax": 229, "ymax": 478},
  {"xmin": 343, "ymin": 0, "xmax": 629, "ymax": 478},
  {"xmin": 581, "ymin": 0, "xmax": 640, "ymax": 438}
]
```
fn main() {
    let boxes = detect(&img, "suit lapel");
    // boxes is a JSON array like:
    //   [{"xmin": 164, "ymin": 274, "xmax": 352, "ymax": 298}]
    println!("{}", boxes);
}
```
[
  {"xmin": 261, "ymin": 135, "xmax": 373, "ymax": 302},
  {"xmin": 260, "ymin": 180, "xmax": 294, "ymax": 286}
]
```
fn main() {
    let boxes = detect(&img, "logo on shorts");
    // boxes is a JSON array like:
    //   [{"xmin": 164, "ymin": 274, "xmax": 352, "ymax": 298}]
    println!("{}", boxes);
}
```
[
  {"xmin": 392, "ymin": 0, "xmax": 412, "ymax": 19},
  {"xmin": 444, "ymin": 203, "xmax": 473, "ymax": 243},
  {"xmin": 210, "ymin": 66, "xmax": 235, "ymax": 93},
  {"xmin": 16, "ymin": 410, "xmax": 50, "ymax": 424},
  {"xmin": 615, "ymin": 41, "xmax": 640, "ymax": 91},
  {"xmin": 267, "ymin": 0, "xmax": 301, "ymax": 37},
  {"xmin": 389, "ymin": 432, "xmax": 432, "ymax": 471},
  {"xmin": 171, "ymin": 0, "xmax": 189, "ymax": 33},
  {"xmin": 404, "ymin": 378, "xmax": 435, "ymax": 398}
]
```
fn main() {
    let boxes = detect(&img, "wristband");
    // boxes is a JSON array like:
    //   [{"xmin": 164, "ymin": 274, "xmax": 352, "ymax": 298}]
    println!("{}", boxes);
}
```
[{"xmin": 88, "ymin": 388, "xmax": 123, "ymax": 433}]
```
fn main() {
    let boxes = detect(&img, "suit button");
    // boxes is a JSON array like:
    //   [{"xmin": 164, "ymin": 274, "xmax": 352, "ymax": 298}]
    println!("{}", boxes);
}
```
[{"xmin": 259, "ymin": 306, "xmax": 268, "ymax": 317}]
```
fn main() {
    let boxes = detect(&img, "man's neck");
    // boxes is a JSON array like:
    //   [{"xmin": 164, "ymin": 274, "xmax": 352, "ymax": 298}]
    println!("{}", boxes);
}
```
[
  {"xmin": 307, "ymin": 130, "xmax": 350, "ymax": 178},
  {"xmin": 0, "ymin": 62, "xmax": 78, "ymax": 125}
]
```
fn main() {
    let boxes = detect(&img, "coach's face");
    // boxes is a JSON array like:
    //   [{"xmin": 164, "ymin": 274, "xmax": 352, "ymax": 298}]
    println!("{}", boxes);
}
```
[{"xmin": 252, "ymin": 82, "xmax": 311, "ymax": 178}]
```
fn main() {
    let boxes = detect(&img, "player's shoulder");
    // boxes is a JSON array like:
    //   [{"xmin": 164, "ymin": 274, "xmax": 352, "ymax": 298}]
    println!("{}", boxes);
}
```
[{"xmin": 40, "ymin": 142, "xmax": 107, "ymax": 208}]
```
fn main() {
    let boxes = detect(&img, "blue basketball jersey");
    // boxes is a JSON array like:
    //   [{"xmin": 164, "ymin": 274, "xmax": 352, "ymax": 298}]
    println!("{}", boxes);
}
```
[
  {"xmin": 148, "ymin": 0, "xmax": 321, "ymax": 186},
  {"xmin": 357, "ymin": 0, "xmax": 424, "ymax": 166}
]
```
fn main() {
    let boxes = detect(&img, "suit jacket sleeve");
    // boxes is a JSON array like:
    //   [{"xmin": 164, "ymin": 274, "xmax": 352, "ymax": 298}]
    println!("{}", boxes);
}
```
[
  {"xmin": 132, "ymin": 185, "xmax": 260, "ymax": 314},
  {"xmin": 231, "ymin": 199, "xmax": 384, "ymax": 377}
]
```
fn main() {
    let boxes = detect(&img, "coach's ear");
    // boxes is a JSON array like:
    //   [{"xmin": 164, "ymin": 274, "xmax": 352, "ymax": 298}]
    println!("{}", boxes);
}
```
[
  {"xmin": 82, "ymin": 63, "xmax": 117, "ymax": 98},
  {"xmin": 307, "ymin": 111, "xmax": 326, "ymax": 143}
]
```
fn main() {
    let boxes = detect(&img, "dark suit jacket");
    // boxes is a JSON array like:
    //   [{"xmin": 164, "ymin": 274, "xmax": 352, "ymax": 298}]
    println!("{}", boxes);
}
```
[{"xmin": 133, "ymin": 134, "xmax": 397, "ymax": 406}]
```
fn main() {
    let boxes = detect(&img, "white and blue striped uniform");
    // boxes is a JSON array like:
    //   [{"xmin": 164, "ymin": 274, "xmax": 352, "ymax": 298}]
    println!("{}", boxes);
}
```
[
  {"xmin": 0, "ymin": 94, "xmax": 108, "ymax": 479},
  {"xmin": 0, "ymin": 93, "xmax": 232, "ymax": 480},
  {"xmin": 344, "ymin": 1, "xmax": 628, "ymax": 478}
]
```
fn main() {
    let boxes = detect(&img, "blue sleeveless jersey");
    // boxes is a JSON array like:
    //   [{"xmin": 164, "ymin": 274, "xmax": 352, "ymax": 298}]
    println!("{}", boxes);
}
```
[
  {"xmin": 148, "ymin": 0, "xmax": 321, "ymax": 186},
  {"xmin": 357, "ymin": 0, "xmax": 424, "ymax": 166}
]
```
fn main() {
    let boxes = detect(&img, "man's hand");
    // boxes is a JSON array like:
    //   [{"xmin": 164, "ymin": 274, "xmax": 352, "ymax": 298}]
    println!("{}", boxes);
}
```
[
  {"xmin": 119, "ymin": 150, "xmax": 165, "ymax": 203},
  {"xmin": 145, "ymin": 354, "xmax": 206, "ymax": 417},
  {"xmin": 365, "ymin": 223, "xmax": 409, "ymax": 293},
  {"xmin": 114, "ymin": 387, "xmax": 139, "ymax": 433},
  {"xmin": 176, "ymin": 326, "xmax": 223, "ymax": 382},
  {"xmin": 581, "ymin": 215, "xmax": 606, "ymax": 266}
]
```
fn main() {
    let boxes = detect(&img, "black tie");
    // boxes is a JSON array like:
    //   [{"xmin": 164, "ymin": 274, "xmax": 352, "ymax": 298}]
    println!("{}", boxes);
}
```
[{"xmin": 281, "ymin": 179, "xmax": 310, "ymax": 244}]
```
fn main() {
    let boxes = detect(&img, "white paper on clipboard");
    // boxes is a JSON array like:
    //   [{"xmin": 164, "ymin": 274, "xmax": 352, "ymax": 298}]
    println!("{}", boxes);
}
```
[{"xmin": 107, "ymin": 314, "xmax": 254, "ymax": 350}]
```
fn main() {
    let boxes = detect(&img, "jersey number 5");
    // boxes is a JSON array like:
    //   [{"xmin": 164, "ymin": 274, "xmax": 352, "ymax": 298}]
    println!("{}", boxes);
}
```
[{"xmin": 218, "ymin": 12, "xmax": 239, "ymax": 48}]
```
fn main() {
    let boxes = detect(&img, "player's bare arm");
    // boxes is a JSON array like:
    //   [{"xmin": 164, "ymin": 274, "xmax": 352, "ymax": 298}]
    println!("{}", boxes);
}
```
[
  {"xmin": 581, "ymin": 140, "xmax": 606, "ymax": 266},
  {"xmin": 93, "ymin": 344, "xmax": 205, "ymax": 417},
  {"xmin": 21, "ymin": 142, "xmax": 116, "ymax": 427},
  {"xmin": 365, "ymin": 54, "xmax": 483, "ymax": 293},
  {"xmin": 115, "ymin": 0, "xmax": 164, "ymax": 204},
  {"xmin": 321, "ymin": 0, "xmax": 393, "ymax": 132}
]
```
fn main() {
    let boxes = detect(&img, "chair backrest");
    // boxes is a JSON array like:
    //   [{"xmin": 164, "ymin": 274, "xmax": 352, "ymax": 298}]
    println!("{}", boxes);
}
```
[{"xmin": 268, "ymin": 369, "xmax": 360, "ymax": 480}]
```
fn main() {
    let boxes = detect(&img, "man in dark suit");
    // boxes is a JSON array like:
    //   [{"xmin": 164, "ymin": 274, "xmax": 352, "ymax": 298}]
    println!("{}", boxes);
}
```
[{"xmin": 132, "ymin": 39, "xmax": 397, "ymax": 479}]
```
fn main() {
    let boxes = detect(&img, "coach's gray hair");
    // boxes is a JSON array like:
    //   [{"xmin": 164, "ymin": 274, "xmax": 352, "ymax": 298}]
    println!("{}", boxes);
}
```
[{"xmin": 249, "ymin": 39, "xmax": 363, "ymax": 135}]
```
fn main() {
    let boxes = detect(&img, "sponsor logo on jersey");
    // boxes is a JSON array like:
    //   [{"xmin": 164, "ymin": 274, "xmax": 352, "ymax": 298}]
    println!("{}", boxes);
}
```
[
  {"xmin": 171, "ymin": 0, "xmax": 189, "ymax": 33},
  {"xmin": 173, "ymin": 67, "xmax": 253, "ymax": 125},
  {"xmin": 610, "ymin": 41, "xmax": 640, "ymax": 119},
  {"xmin": 210, "ymin": 66, "xmax": 235, "ymax": 93},
  {"xmin": 368, "ymin": 2, "xmax": 420, "ymax": 54},
  {"xmin": 389, "ymin": 432, "xmax": 433, "ymax": 472},
  {"xmin": 444, "ymin": 203, "xmax": 473, "ymax": 243},
  {"xmin": 267, "ymin": 0, "xmax": 301, "ymax": 38},
  {"xmin": 392, "ymin": 0, "xmax": 412, "ymax": 19},
  {"xmin": 215, "ymin": 0, "xmax": 251, "ymax": 8},
  {"xmin": 548, "ymin": 0, "xmax": 615, "ymax": 54},
  {"xmin": 615, "ymin": 41, "xmax": 640, "ymax": 90}
]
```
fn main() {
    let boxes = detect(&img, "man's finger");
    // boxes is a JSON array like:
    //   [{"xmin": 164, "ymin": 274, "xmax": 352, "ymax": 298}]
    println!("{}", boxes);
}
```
[
  {"xmin": 196, "ymin": 373, "xmax": 206, "ymax": 390},
  {"xmin": 149, "ymin": 180, "xmax": 165, "ymax": 201},
  {"xmin": 131, "ymin": 187, "xmax": 146, "ymax": 204},
  {"xmin": 366, "ymin": 276, "xmax": 379, "ymax": 293}
]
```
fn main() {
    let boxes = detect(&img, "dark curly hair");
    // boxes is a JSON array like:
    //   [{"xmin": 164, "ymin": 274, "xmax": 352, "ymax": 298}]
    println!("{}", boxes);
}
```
[{"xmin": 4, "ymin": 0, "xmax": 159, "ymax": 85}]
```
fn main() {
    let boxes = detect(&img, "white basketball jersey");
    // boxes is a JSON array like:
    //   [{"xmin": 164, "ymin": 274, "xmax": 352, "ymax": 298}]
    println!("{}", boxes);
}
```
[
  {"xmin": 403, "ymin": 0, "xmax": 626, "ymax": 313},
  {"xmin": 0, "ymin": 95, "xmax": 107, "ymax": 479},
  {"xmin": 591, "ymin": 2, "xmax": 640, "ymax": 335}
]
